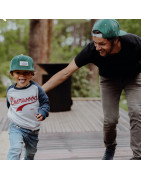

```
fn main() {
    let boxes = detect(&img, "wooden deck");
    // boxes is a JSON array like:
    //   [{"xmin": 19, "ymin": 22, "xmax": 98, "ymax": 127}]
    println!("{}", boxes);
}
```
[{"xmin": 0, "ymin": 98, "xmax": 132, "ymax": 160}]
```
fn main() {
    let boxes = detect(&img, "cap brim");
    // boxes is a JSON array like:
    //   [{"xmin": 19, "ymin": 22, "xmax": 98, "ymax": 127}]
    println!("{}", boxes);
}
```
[{"xmin": 119, "ymin": 30, "xmax": 127, "ymax": 36}]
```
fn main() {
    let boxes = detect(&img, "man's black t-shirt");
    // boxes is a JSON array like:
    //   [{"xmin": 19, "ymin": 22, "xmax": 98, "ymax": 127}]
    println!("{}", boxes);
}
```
[{"xmin": 75, "ymin": 33, "xmax": 141, "ymax": 78}]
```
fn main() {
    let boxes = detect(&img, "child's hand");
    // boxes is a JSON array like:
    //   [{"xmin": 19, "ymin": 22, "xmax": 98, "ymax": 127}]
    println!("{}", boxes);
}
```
[{"xmin": 35, "ymin": 114, "xmax": 44, "ymax": 121}]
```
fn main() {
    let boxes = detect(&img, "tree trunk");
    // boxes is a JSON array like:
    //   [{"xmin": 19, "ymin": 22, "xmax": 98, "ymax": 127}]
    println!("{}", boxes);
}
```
[
  {"xmin": 79, "ymin": 23, "xmax": 85, "ymax": 47},
  {"xmin": 87, "ymin": 19, "xmax": 98, "ymax": 85},
  {"xmin": 72, "ymin": 24, "xmax": 77, "ymax": 49},
  {"xmin": 90, "ymin": 19, "xmax": 97, "ymax": 40},
  {"xmin": 28, "ymin": 19, "xmax": 53, "ymax": 85}
]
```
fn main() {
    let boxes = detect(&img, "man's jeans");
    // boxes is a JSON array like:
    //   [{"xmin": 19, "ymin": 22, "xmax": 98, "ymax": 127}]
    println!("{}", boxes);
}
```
[
  {"xmin": 7, "ymin": 123, "xmax": 39, "ymax": 160},
  {"xmin": 100, "ymin": 73, "xmax": 141, "ymax": 159}
]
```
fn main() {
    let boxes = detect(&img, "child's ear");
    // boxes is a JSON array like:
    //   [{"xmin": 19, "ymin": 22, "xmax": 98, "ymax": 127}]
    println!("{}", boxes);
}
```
[
  {"xmin": 31, "ymin": 72, "xmax": 35, "ymax": 76},
  {"xmin": 10, "ymin": 72, "xmax": 13, "ymax": 76}
]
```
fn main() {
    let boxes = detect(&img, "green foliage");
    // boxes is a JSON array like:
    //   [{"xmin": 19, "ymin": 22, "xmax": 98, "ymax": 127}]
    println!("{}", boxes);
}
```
[
  {"xmin": 71, "ymin": 66, "xmax": 100, "ymax": 97},
  {"xmin": 117, "ymin": 19, "xmax": 141, "ymax": 36},
  {"xmin": 0, "ymin": 19, "xmax": 29, "ymax": 96},
  {"xmin": 50, "ymin": 19, "xmax": 96, "ymax": 97},
  {"xmin": 119, "ymin": 91, "xmax": 128, "ymax": 111},
  {"xmin": 49, "ymin": 19, "xmax": 96, "ymax": 97},
  {"xmin": 50, "ymin": 19, "xmax": 90, "ymax": 63},
  {"xmin": 0, "ymin": 19, "xmax": 29, "ymax": 76},
  {"xmin": 0, "ymin": 82, "xmax": 7, "ymax": 97}
]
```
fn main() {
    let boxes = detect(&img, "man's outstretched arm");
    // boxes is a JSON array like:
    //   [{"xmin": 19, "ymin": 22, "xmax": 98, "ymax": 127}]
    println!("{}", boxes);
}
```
[{"xmin": 42, "ymin": 59, "xmax": 79, "ymax": 93}]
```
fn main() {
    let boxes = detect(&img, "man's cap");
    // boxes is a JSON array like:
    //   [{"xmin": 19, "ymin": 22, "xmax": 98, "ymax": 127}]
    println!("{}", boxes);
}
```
[
  {"xmin": 92, "ymin": 19, "xmax": 127, "ymax": 38},
  {"xmin": 10, "ymin": 54, "xmax": 35, "ymax": 72}
]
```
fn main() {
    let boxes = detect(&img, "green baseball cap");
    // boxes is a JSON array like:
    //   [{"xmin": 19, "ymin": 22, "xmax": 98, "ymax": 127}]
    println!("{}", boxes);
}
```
[
  {"xmin": 10, "ymin": 54, "xmax": 35, "ymax": 72},
  {"xmin": 92, "ymin": 19, "xmax": 127, "ymax": 38}
]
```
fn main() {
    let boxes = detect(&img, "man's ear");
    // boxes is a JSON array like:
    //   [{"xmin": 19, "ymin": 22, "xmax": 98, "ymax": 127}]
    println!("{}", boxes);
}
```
[{"xmin": 114, "ymin": 38, "xmax": 119, "ymax": 45}]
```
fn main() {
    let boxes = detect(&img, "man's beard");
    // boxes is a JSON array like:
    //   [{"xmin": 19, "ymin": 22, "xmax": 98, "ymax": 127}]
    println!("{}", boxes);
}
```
[{"xmin": 99, "ymin": 43, "xmax": 115, "ymax": 57}]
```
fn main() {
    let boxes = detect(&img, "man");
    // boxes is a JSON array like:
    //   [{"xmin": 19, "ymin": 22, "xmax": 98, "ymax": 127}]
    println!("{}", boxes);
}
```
[{"xmin": 42, "ymin": 19, "xmax": 141, "ymax": 160}]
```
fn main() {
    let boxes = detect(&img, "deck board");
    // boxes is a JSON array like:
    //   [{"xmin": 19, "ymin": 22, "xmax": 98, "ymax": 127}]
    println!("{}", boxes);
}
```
[
  {"xmin": 35, "ymin": 131, "xmax": 132, "ymax": 160},
  {"xmin": 0, "ymin": 98, "xmax": 132, "ymax": 160}
]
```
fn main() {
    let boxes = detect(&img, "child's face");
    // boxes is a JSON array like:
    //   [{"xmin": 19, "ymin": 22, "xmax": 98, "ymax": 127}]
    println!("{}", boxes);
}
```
[{"xmin": 12, "ymin": 70, "xmax": 34, "ymax": 88}]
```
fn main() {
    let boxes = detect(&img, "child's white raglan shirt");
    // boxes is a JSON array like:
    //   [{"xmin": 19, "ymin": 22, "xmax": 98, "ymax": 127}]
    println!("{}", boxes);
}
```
[{"xmin": 7, "ymin": 81, "xmax": 50, "ymax": 131}]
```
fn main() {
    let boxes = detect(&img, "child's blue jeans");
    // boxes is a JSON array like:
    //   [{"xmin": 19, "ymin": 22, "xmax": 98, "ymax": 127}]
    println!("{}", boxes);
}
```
[{"xmin": 7, "ymin": 123, "xmax": 39, "ymax": 160}]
